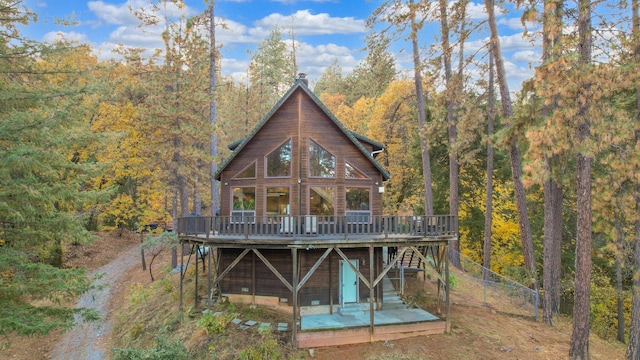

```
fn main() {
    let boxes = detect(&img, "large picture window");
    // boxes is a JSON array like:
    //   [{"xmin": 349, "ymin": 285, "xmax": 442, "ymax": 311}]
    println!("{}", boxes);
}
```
[
  {"xmin": 266, "ymin": 187, "xmax": 290, "ymax": 217},
  {"xmin": 232, "ymin": 187, "xmax": 255, "ymax": 223},
  {"xmin": 346, "ymin": 187, "xmax": 370, "ymax": 223},
  {"xmin": 309, "ymin": 139, "xmax": 335, "ymax": 178},
  {"xmin": 266, "ymin": 139, "xmax": 291, "ymax": 177},
  {"xmin": 346, "ymin": 188, "xmax": 370, "ymax": 211},
  {"xmin": 310, "ymin": 187, "xmax": 335, "ymax": 216}
]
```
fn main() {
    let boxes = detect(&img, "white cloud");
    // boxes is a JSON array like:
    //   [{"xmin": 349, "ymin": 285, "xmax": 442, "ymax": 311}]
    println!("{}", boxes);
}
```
[
  {"xmin": 512, "ymin": 50, "xmax": 539, "ymax": 64},
  {"xmin": 295, "ymin": 41, "xmax": 359, "ymax": 79},
  {"xmin": 42, "ymin": 31, "xmax": 89, "ymax": 44},
  {"xmin": 466, "ymin": 31, "xmax": 539, "ymax": 54},
  {"xmin": 466, "ymin": 2, "xmax": 487, "ymax": 20},
  {"xmin": 255, "ymin": 10, "xmax": 366, "ymax": 36},
  {"xmin": 87, "ymin": 1, "xmax": 140, "ymax": 26}
]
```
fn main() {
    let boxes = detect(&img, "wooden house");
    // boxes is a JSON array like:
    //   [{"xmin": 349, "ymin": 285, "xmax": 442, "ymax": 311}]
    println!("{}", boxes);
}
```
[
  {"xmin": 213, "ymin": 75, "xmax": 390, "ymax": 309},
  {"xmin": 177, "ymin": 75, "xmax": 457, "ymax": 348}
]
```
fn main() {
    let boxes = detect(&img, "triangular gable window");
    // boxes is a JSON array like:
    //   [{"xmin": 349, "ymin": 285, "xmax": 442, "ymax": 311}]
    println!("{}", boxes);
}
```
[
  {"xmin": 266, "ymin": 139, "xmax": 292, "ymax": 177},
  {"xmin": 309, "ymin": 139, "xmax": 335, "ymax": 178},
  {"xmin": 346, "ymin": 162, "xmax": 368, "ymax": 179},
  {"xmin": 234, "ymin": 161, "xmax": 256, "ymax": 179}
]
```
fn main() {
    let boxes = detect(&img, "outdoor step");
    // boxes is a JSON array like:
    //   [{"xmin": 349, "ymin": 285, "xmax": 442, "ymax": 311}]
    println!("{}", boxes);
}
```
[
  {"xmin": 338, "ymin": 304, "xmax": 370, "ymax": 314},
  {"xmin": 384, "ymin": 294, "xmax": 403, "ymax": 302},
  {"xmin": 382, "ymin": 303, "xmax": 408, "ymax": 310}
]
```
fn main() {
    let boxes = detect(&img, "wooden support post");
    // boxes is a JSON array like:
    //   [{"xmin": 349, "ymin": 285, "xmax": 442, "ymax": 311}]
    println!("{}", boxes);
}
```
[
  {"xmin": 292, "ymin": 248, "xmax": 299, "ymax": 348},
  {"xmin": 252, "ymin": 251, "xmax": 256, "ymax": 305},
  {"xmin": 369, "ymin": 244, "xmax": 375, "ymax": 342},
  {"xmin": 445, "ymin": 243, "xmax": 451, "ymax": 333},
  {"xmin": 179, "ymin": 240, "xmax": 184, "ymax": 310},
  {"xmin": 207, "ymin": 244, "xmax": 212, "ymax": 309},
  {"xmin": 195, "ymin": 244, "xmax": 199, "ymax": 309},
  {"xmin": 329, "ymin": 253, "xmax": 333, "ymax": 314}
]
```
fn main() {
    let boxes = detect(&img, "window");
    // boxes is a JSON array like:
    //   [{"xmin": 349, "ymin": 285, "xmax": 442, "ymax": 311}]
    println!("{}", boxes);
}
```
[
  {"xmin": 266, "ymin": 187, "xmax": 290, "ymax": 218},
  {"xmin": 233, "ymin": 187, "xmax": 255, "ymax": 210},
  {"xmin": 345, "ymin": 162, "xmax": 367, "ymax": 179},
  {"xmin": 234, "ymin": 162, "xmax": 256, "ymax": 179},
  {"xmin": 266, "ymin": 139, "xmax": 291, "ymax": 177},
  {"xmin": 310, "ymin": 187, "xmax": 335, "ymax": 216},
  {"xmin": 309, "ymin": 139, "xmax": 335, "ymax": 178},
  {"xmin": 232, "ymin": 187, "xmax": 255, "ymax": 223},
  {"xmin": 346, "ymin": 187, "xmax": 370, "ymax": 223},
  {"xmin": 346, "ymin": 188, "xmax": 370, "ymax": 211}
]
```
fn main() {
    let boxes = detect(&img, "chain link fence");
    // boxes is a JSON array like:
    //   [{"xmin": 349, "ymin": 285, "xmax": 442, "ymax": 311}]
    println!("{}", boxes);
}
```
[{"xmin": 450, "ymin": 250, "xmax": 539, "ymax": 320}]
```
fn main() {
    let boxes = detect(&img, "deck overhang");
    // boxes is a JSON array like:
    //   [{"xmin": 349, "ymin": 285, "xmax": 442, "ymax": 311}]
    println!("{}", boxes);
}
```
[{"xmin": 177, "ymin": 215, "xmax": 456, "ymax": 348}]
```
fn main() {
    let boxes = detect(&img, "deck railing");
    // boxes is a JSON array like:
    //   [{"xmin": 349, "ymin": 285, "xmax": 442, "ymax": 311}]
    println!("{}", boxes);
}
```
[{"xmin": 177, "ymin": 215, "xmax": 457, "ymax": 239}]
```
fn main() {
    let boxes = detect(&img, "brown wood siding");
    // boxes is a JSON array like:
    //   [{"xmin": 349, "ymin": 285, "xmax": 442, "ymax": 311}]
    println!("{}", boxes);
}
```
[
  {"xmin": 219, "ymin": 247, "xmax": 383, "ymax": 306},
  {"xmin": 219, "ymin": 87, "xmax": 383, "ymax": 218}
]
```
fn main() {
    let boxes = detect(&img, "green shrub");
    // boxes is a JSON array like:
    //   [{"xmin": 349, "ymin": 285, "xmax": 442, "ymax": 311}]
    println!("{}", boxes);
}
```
[
  {"xmin": 197, "ymin": 309, "xmax": 231, "ymax": 334},
  {"xmin": 236, "ymin": 333, "xmax": 283, "ymax": 360},
  {"xmin": 111, "ymin": 335, "xmax": 189, "ymax": 360}
]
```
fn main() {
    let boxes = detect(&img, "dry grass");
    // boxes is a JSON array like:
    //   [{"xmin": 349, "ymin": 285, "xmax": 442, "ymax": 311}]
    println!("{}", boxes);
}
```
[{"xmin": 1, "ymin": 232, "xmax": 630, "ymax": 359}]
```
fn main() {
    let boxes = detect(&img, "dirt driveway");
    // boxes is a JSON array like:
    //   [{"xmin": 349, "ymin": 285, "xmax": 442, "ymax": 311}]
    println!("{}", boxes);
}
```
[{"xmin": 48, "ymin": 243, "xmax": 140, "ymax": 360}]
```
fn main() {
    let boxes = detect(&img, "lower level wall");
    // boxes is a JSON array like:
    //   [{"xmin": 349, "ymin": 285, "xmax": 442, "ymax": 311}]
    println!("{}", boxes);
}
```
[{"xmin": 218, "ymin": 247, "xmax": 383, "ymax": 306}]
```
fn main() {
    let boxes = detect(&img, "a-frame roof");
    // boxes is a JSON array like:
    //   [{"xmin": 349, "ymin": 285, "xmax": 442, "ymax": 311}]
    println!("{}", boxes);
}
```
[{"xmin": 214, "ymin": 78, "xmax": 390, "ymax": 181}]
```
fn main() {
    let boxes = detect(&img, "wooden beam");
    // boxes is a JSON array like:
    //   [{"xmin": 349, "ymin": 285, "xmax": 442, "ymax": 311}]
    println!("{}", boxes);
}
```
[
  {"xmin": 372, "ymin": 247, "xmax": 408, "ymax": 288},
  {"xmin": 212, "ymin": 248, "xmax": 251, "ymax": 289},
  {"xmin": 207, "ymin": 244, "xmax": 212, "ymax": 308},
  {"xmin": 297, "ymin": 247, "xmax": 333, "ymax": 291},
  {"xmin": 292, "ymin": 248, "xmax": 299, "ymax": 348},
  {"xmin": 445, "ymin": 243, "xmax": 451, "ymax": 333},
  {"xmin": 252, "ymin": 248, "xmax": 293, "ymax": 292},
  {"xmin": 334, "ymin": 247, "xmax": 370, "ymax": 288},
  {"xmin": 408, "ymin": 246, "xmax": 446, "ymax": 284},
  {"xmin": 369, "ymin": 244, "xmax": 375, "ymax": 342},
  {"xmin": 195, "ymin": 244, "xmax": 199, "ymax": 308},
  {"xmin": 179, "ymin": 240, "xmax": 185, "ymax": 309}
]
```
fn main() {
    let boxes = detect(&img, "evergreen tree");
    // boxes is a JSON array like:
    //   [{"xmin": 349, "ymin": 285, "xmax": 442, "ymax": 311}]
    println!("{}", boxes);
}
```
[
  {"xmin": 314, "ymin": 59, "xmax": 344, "ymax": 96},
  {"xmin": 0, "ymin": 1, "xmax": 108, "ymax": 338},
  {"xmin": 248, "ymin": 26, "xmax": 297, "ymax": 121}
]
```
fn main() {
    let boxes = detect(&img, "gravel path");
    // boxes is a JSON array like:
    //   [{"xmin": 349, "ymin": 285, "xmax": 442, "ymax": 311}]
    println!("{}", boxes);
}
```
[{"xmin": 49, "ymin": 244, "xmax": 141, "ymax": 360}]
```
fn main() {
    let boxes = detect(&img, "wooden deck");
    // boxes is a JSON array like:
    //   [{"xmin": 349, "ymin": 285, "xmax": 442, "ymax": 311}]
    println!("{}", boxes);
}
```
[
  {"xmin": 297, "ymin": 319, "xmax": 447, "ymax": 348},
  {"xmin": 177, "ymin": 214, "xmax": 456, "ymax": 348},
  {"xmin": 177, "ymin": 215, "xmax": 457, "ymax": 245}
]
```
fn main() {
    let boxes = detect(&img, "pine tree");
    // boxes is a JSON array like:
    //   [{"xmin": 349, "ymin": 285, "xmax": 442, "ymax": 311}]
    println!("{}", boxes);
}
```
[{"xmin": 0, "ymin": 1, "xmax": 108, "ymax": 338}]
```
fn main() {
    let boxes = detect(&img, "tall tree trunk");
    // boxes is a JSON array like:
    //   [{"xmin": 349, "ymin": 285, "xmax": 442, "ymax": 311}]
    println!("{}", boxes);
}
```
[
  {"xmin": 542, "ymin": 0, "xmax": 564, "ymax": 326},
  {"xmin": 483, "ymin": 48, "xmax": 495, "ymax": 281},
  {"xmin": 409, "ymin": 0, "xmax": 434, "ymax": 217},
  {"xmin": 629, "ymin": 196, "xmax": 640, "ymax": 359},
  {"xmin": 194, "ymin": 172, "xmax": 202, "ymax": 215},
  {"xmin": 627, "ymin": 1, "xmax": 640, "ymax": 358},
  {"xmin": 570, "ymin": 1, "xmax": 592, "ymax": 358},
  {"xmin": 439, "ymin": 0, "xmax": 460, "ymax": 267},
  {"xmin": 484, "ymin": 0, "xmax": 538, "ymax": 289},
  {"xmin": 209, "ymin": 2, "xmax": 220, "ymax": 217},
  {"xmin": 614, "ymin": 208, "xmax": 625, "ymax": 343},
  {"xmin": 178, "ymin": 173, "xmax": 189, "ymax": 217},
  {"xmin": 543, "ymin": 163, "xmax": 563, "ymax": 324}
]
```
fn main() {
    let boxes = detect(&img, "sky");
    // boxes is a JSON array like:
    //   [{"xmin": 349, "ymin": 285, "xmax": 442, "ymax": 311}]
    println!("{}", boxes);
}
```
[{"xmin": 20, "ymin": 0, "xmax": 539, "ymax": 91}]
